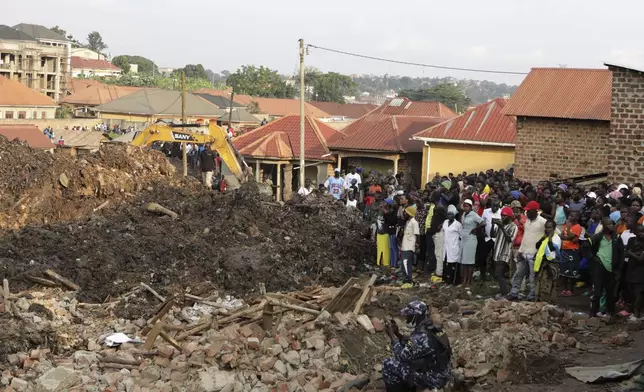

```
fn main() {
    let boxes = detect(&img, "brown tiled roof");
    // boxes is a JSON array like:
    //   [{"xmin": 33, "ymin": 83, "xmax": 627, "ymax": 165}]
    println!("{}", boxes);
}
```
[
  {"xmin": 414, "ymin": 98, "xmax": 516, "ymax": 146},
  {"xmin": 309, "ymin": 102, "xmax": 378, "ymax": 119},
  {"xmin": 503, "ymin": 68, "xmax": 612, "ymax": 121},
  {"xmin": 0, "ymin": 75, "xmax": 56, "ymax": 106},
  {"xmin": 233, "ymin": 115, "xmax": 341, "ymax": 161},
  {"xmin": 0, "ymin": 125, "xmax": 53, "ymax": 149},
  {"xmin": 61, "ymin": 84, "xmax": 141, "ymax": 106},
  {"xmin": 71, "ymin": 56, "xmax": 121, "ymax": 71},
  {"xmin": 328, "ymin": 98, "xmax": 455, "ymax": 153}
]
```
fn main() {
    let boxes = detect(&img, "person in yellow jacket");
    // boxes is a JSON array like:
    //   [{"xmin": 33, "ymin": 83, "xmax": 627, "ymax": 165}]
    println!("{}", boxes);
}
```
[{"xmin": 534, "ymin": 220, "xmax": 562, "ymax": 302}]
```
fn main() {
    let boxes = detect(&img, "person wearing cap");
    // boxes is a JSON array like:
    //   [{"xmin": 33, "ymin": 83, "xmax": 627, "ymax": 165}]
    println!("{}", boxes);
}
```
[
  {"xmin": 324, "ymin": 168, "xmax": 345, "ymax": 200},
  {"xmin": 442, "ymin": 204, "xmax": 462, "ymax": 284},
  {"xmin": 460, "ymin": 199, "xmax": 486, "ymax": 290},
  {"xmin": 493, "ymin": 207, "xmax": 519, "ymax": 296},
  {"xmin": 507, "ymin": 200, "xmax": 546, "ymax": 301},
  {"xmin": 400, "ymin": 205, "xmax": 420, "ymax": 286},
  {"xmin": 382, "ymin": 300, "xmax": 452, "ymax": 391}
]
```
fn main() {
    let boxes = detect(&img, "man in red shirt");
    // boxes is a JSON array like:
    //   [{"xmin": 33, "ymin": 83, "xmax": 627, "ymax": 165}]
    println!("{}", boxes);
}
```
[{"xmin": 510, "ymin": 200, "xmax": 526, "ymax": 280}]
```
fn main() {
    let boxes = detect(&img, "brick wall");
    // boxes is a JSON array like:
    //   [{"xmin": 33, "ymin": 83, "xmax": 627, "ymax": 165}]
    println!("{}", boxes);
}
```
[
  {"xmin": 514, "ymin": 117, "xmax": 610, "ymax": 183},
  {"xmin": 608, "ymin": 66, "xmax": 644, "ymax": 184}
]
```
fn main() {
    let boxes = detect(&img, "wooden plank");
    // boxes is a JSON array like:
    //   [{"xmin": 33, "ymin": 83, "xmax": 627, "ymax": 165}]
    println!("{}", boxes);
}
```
[
  {"xmin": 142, "ymin": 322, "xmax": 164, "ymax": 351},
  {"xmin": 218, "ymin": 302, "xmax": 265, "ymax": 325},
  {"xmin": 175, "ymin": 320, "xmax": 212, "ymax": 341},
  {"xmin": 140, "ymin": 282, "xmax": 166, "ymax": 302},
  {"xmin": 44, "ymin": 270, "xmax": 80, "ymax": 291},
  {"xmin": 146, "ymin": 295, "xmax": 175, "ymax": 326},
  {"xmin": 2, "ymin": 279, "xmax": 11, "ymax": 315},
  {"xmin": 267, "ymin": 299, "xmax": 320, "ymax": 315},
  {"xmin": 323, "ymin": 277, "xmax": 360, "ymax": 314},
  {"xmin": 184, "ymin": 293, "xmax": 226, "ymax": 308},
  {"xmin": 159, "ymin": 330, "xmax": 182, "ymax": 351},
  {"xmin": 26, "ymin": 276, "xmax": 57, "ymax": 287},
  {"xmin": 353, "ymin": 274, "xmax": 377, "ymax": 315},
  {"xmin": 100, "ymin": 363, "xmax": 138, "ymax": 370}
]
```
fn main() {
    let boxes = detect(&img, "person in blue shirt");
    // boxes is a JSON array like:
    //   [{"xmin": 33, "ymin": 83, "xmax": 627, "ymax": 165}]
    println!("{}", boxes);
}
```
[{"xmin": 324, "ymin": 168, "xmax": 345, "ymax": 200}]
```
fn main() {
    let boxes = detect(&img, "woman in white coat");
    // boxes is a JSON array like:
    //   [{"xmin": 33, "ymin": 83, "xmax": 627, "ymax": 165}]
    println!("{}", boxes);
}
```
[{"xmin": 442, "ymin": 204, "xmax": 462, "ymax": 284}]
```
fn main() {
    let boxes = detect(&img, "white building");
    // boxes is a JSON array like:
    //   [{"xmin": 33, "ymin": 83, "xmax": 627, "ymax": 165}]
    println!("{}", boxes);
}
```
[
  {"xmin": 71, "ymin": 56, "xmax": 121, "ymax": 78},
  {"xmin": 71, "ymin": 47, "xmax": 105, "ymax": 60}
]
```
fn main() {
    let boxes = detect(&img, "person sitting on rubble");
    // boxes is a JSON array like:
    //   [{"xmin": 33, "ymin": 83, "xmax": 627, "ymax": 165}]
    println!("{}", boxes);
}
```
[{"xmin": 382, "ymin": 300, "xmax": 452, "ymax": 392}]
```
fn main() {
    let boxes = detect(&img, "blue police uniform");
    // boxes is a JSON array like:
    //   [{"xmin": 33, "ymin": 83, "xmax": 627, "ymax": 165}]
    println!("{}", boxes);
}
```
[{"xmin": 382, "ymin": 301, "xmax": 452, "ymax": 391}]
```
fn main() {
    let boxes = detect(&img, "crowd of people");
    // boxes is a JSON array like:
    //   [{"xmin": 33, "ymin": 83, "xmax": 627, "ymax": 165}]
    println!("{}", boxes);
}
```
[{"xmin": 315, "ymin": 166, "xmax": 644, "ymax": 321}]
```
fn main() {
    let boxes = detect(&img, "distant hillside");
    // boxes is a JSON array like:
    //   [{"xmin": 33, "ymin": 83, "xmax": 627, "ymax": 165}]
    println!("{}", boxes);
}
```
[{"xmin": 353, "ymin": 75, "xmax": 517, "ymax": 105}]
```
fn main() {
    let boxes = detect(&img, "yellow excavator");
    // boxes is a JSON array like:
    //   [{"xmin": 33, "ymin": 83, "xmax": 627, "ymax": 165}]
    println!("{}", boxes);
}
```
[{"xmin": 129, "ymin": 121, "xmax": 261, "ymax": 191}]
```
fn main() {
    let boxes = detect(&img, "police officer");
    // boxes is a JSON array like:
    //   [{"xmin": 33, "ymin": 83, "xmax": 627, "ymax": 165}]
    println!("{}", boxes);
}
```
[{"xmin": 382, "ymin": 300, "xmax": 452, "ymax": 392}]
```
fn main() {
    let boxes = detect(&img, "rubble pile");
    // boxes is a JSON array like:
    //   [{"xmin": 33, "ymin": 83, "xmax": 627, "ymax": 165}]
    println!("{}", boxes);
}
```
[{"xmin": 0, "ymin": 136, "xmax": 185, "ymax": 228}]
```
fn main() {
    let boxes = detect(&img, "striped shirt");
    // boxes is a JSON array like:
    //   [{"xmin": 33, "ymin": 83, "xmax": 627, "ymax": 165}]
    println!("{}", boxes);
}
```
[{"xmin": 493, "ymin": 222, "xmax": 518, "ymax": 263}]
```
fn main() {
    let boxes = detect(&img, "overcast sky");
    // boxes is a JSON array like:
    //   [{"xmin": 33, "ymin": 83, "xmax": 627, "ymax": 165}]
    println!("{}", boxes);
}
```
[{"xmin": 6, "ymin": 0, "xmax": 643, "ymax": 85}]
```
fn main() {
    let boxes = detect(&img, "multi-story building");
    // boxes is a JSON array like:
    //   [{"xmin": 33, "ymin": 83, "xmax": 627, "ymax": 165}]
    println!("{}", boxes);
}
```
[{"xmin": 0, "ymin": 23, "xmax": 71, "ymax": 101}]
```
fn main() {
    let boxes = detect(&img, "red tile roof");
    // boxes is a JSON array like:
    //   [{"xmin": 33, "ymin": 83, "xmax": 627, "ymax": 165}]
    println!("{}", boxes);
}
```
[
  {"xmin": 309, "ymin": 102, "xmax": 378, "ymax": 119},
  {"xmin": 61, "ymin": 84, "xmax": 141, "ymax": 106},
  {"xmin": 328, "ymin": 98, "xmax": 456, "ymax": 153},
  {"xmin": 71, "ymin": 56, "xmax": 121, "ymax": 71},
  {"xmin": 414, "ymin": 98, "xmax": 516, "ymax": 146},
  {"xmin": 0, "ymin": 75, "xmax": 57, "ymax": 106},
  {"xmin": 503, "ymin": 68, "xmax": 612, "ymax": 121},
  {"xmin": 0, "ymin": 125, "xmax": 53, "ymax": 149},
  {"xmin": 233, "ymin": 115, "xmax": 341, "ymax": 161},
  {"xmin": 66, "ymin": 77, "xmax": 104, "ymax": 94}
]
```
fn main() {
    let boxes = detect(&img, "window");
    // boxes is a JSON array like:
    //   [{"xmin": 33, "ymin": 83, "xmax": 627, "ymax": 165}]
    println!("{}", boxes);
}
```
[
  {"xmin": 4, "ymin": 111, "xmax": 13, "ymax": 119},
  {"xmin": 33, "ymin": 111, "xmax": 37, "ymax": 119},
  {"xmin": 18, "ymin": 111, "xmax": 26, "ymax": 119},
  {"xmin": 41, "ymin": 111, "xmax": 47, "ymax": 119}
]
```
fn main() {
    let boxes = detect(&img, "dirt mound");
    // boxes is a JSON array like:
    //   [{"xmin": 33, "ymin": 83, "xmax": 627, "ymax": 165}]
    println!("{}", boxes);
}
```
[
  {"xmin": 0, "ymin": 181, "xmax": 373, "ymax": 303},
  {"xmin": 0, "ymin": 136, "xmax": 181, "ymax": 228}
]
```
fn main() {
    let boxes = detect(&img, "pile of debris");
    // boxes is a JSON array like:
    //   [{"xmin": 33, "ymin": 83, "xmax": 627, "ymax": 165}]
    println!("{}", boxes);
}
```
[
  {"xmin": 0, "ymin": 136, "xmax": 185, "ymax": 228},
  {"xmin": 0, "ymin": 276, "xmax": 385, "ymax": 392}
]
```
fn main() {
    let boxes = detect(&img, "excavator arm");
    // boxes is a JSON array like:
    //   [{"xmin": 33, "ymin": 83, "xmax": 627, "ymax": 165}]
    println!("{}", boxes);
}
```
[{"xmin": 129, "ymin": 122, "xmax": 247, "ymax": 181}]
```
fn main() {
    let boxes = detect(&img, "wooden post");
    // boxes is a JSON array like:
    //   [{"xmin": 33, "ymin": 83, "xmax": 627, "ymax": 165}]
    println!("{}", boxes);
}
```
[
  {"xmin": 262, "ymin": 303, "xmax": 274, "ymax": 331},
  {"xmin": 255, "ymin": 161, "xmax": 260, "ymax": 182},
  {"xmin": 276, "ymin": 163, "xmax": 282, "ymax": 202}
]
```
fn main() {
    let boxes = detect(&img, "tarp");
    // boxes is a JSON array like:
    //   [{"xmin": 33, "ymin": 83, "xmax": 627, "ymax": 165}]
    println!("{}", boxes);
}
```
[{"xmin": 566, "ymin": 359, "xmax": 644, "ymax": 383}]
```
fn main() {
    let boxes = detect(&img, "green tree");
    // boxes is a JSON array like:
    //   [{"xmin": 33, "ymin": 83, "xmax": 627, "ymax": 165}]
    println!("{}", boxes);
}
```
[
  {"xmin": 310, "ymin": 72, "xmax": 357, "ymax": 103},
  {"xmin": 111, "ymin": 55, "xmax": 158, "ymax": 75},
  {"xmin": 398, "ymin": 84, "xmax": 471, "ymax": 112},
  {"xmin": 86, "ymin": 31, "xmax": 107, "ymax": 54},
  {"xmin": 111, "ymin": 57, "xmax": 130, "ymax": 74},
  {"xmin": 227, "ymin": 65, "xmax": 296, "ymax": 98},
  {"xmin": 247, "ymin": 101, "xmax": 261, "ymax": 114},
  {"xmin": 175, "ymin": 64, "xmax": 209, "ymax": 80},
  {"xmin": 50, "ymin": 26, "xmax": 82, "ymax": 47}
]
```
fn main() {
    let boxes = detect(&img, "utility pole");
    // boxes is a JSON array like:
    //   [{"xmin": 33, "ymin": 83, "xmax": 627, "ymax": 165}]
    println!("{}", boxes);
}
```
[
  {"xmin": 181, "ymin": 70, "xmax": 187, "ymax": 177},
  {"xmin": 298, "ymin": 39, "xmax": 305, "ymax": 190}
]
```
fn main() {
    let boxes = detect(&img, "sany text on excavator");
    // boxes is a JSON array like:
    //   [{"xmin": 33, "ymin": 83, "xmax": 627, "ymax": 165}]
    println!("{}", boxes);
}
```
[{"xmin": 130, "ymin": 121, "xmax": 253, "ymax": 185}]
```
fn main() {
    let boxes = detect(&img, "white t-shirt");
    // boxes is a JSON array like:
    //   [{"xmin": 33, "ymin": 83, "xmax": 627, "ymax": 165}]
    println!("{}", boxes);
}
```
[
  {"xmin": 298, "ymin": 187, "xmax": 312, "ymax": 196},
  {"xmin": 519, "ymin": 215, "xmax": 547, "ymax": 254},
  {"xmin": 346, "ymin": 199, "xmax": 358, "ymax": 209},
  {"xmin": 482, "ymin": 208, "xmax": 502, "ymax": 242},
  {"xmin": 344, "ymin": 173, "xmax": 362, "ymax": 189},
  {"xmin": 402, "ymin": 218, "xmax": 420, "ymax": 251}
]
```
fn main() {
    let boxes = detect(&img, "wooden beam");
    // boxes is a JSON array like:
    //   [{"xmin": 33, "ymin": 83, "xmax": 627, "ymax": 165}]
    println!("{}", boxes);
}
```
[
  {"xmin": 266, "ymin": 298, "xmax": 320, "ymax": 315},
  {"xmin": 140, "ymin": 282, "xmax": 166, "ymax": 302},
  {"xmin": 44, "ymin": 270, "xmax": 80, "ymax": 291},
  {"xmin": 353, "ymin": 274, "xmax": 377, "ymax": 315},
  {"xmin": 142, "ymin": 321, "xmax": 164, "ymax": 351}
]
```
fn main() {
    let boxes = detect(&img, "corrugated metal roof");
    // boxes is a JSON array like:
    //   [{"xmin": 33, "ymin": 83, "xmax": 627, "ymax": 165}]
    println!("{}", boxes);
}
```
[
  {"xmin": 94, "ymin": 89, "xmax": 224, "ymax": 117},
  {"xmin": 309, "ymin": 102, "xmax": 378, "ymax": 119},
  {"xmin": 13, "ymin": 23, "xmax": 68, "ymax": 41},
  {"xmin": 0, "ymin": 125, "xmax": 53, "ymax": 149},
  {"xmin": 379, "ymin": 98, "xmax": 457, "ymax": 117},
  {"xmin": 327, "ymin": 98, "xmax": 455, "ymax": 153},
  {"xmin": 503, "ymin": 68, "xmax": 612, "ymax": 121},
  {"xmin": 0, "ymin": 25, "xmax": 37, "ymax": 41},
  {"xmin": 0, "ymin": 75, "xmax": 57, "ymax": 106},
  {"xmin": 61, "ymin": 84, "xmax": 141, "ymax": 106},
  {"xmin": 233, "ymin": 115, "xmax": 340, "ymax": 161},
  {"xmin": 414, "ymin": 98, "xmax": 516, "ymax": 145}
]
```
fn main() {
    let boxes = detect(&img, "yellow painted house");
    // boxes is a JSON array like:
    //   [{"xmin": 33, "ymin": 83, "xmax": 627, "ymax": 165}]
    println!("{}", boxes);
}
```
[{"xmin": 413, "ymin": 98, "xmax": 516, "ymax": 185}]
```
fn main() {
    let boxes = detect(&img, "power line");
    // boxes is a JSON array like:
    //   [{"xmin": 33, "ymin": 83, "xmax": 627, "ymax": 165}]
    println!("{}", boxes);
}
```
[{"xmin": 306, "ymin": 44, "xmax": 528, "ymax": 76}]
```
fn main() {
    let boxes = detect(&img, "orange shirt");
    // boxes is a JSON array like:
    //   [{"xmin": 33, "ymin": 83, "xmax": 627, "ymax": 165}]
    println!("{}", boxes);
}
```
[
  {"xmin": 617, "ymin": 223, "xmax": 627, "ymax": 235},
  {"xmin": 561, "ymin": 223, "xmax": 582, "ymax": 250}
]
